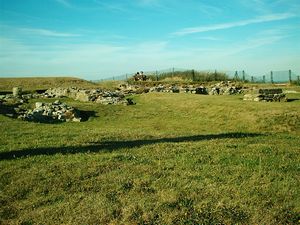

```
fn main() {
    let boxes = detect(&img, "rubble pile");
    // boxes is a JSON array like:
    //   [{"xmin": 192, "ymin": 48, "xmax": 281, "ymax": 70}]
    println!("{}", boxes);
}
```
[
  {"xmin": 17, "ymin": 100, "xmax": 82, "ymax": 122},
  {"xmin": 180, "ymin": 86, "xmax": 208, "ymax": 94},
  {"xmin": 147, "ymin": 84, "xmax": 205, "ymax": 94},
  {"xmin": 209, "ymin": 81, "xmax": 244, "ymax": 95},
  {"xmin": 149, "ymin": 84, "xmax": 171, "ymax": 93},
  {"xmin": 0, "ymin": 86, "xmax": 135, "ymax": 123},
  {"xmin": 0, "ymin": 94, "xmax": 27, "ymax": 104}
]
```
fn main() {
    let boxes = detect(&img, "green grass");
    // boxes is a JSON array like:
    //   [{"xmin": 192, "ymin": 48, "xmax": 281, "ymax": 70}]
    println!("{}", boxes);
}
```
[
  {"xmin": 1, "ymin": 91, "xmax": 300, "ymax": 224},
  {"xmin": 0, "ymin": 77, "xmax": 128, "ymax": 93},
  {"xmin": 0, "ymin": 77, "xmax": 99, "ymax": 92}
]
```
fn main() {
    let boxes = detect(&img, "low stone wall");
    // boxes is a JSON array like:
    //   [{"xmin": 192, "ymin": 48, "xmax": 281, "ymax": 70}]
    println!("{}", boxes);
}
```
[
  {"xmin": 45, "ymin": 87, "xmax": 134, "ymax": 105},
  {"xmin": 243, "ymin": 89, "xmax": 286, "ymax": 102},
  {"xmin": 118, "ymin": 81, "xmax": 244, "ymax": 95}
]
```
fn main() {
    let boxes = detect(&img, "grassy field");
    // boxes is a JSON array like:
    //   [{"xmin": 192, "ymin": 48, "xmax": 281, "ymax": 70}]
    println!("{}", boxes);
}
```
[{"xmin": 1, "ymin": 83, "xmax": 300, "ymax": 224}]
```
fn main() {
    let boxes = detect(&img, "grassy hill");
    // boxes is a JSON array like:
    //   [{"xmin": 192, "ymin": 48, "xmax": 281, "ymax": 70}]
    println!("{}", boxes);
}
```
[
  {"xmin": 0, "ymin": 77, "xmax": 98, "ymax": 92},
  {"xmin": 0, "ymin": 87, "xmax": 300, "ymax": 224}
]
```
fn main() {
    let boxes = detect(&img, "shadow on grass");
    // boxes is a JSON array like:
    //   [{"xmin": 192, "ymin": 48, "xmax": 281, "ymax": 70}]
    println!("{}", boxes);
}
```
[
  {"xmin": 0, "ymin": 103, "xmax": 19, "ymax": 117},
  {"xmin": 286, "ymin": 98, "xmax": 300, "ymax": 102},
  {"xmin": 0, "ymin": 132, "xmax": 263, "ymax": 161},
  {"xmin": 80, "ymin": 110, "xmax": 98, "ymax": 122}
]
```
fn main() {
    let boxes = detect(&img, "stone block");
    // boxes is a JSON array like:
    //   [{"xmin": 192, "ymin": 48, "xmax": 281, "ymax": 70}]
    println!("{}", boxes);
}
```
[
  {"xmin": 12, "ymin": 87, "xmax": 22, "ymax": 97},
  {"xmin": 75, "ymin": 91, "xmax": 90, "ymax": 102},
  {"xmin": 258, "ymin": 89, "xmax": 283, "ymax": 95}
]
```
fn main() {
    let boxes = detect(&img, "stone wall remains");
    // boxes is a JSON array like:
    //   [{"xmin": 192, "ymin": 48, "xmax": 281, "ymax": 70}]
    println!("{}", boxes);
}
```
[{"xmin": 243, "ymin": 89, "xmax": 286, "ymax": 102}]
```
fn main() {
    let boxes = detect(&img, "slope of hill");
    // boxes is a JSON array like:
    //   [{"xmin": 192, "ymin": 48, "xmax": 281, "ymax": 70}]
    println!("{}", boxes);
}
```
[{"xmin": 0, "ymin": 77, "xmax": 98, "ymax": 92}]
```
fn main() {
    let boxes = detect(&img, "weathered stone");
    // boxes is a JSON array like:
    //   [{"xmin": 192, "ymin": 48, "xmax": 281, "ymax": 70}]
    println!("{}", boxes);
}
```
[
  {"xmin": 243, "ymin": 94, "xmax": 254, "ymax": 101},
  {"xmin": 126, "ymin": 98, "xmax": 136, "ymax": 105},
  {"xmin": 17, "ymin": 101, "xmax": 81, "ymax": 123},
  {"xmin": 258, "ymin": 88, "xmax": 283, "ymax": 95},
  {"xmin": 12, "ymin": 87, "xmax": 22, "ymax": 97},
  {"xmin": 209, "ymin": 87, "xmax": 220, "ymax": 95},
  {"xmin": 72, "ymin": 117, "xmax": 81, "ymax": 122},
  {"xmin": 243, "ymin": 89, "xmax": 287, "ymax": 102},
  {"xmin": 53, "ymin": 100, "xmax": 61, "ymax": 105},
  {"xmin": 75, "ymin": 91, "xmax": 90, "ymax": 102},
  {"xmin": 195, "ymin": 87, "xmax": 208, "ymax": 95},
  {"xmin": 208, "ymin": 81, "xmax": 243, "ymax": 95},
  {"xmin": 35, "ymin": 102, "xmax": 44, "ymax": 108},
  {"xmin": 254, "ymin": 95, "xmax": 264, "ymax": 102},
  {"xmin": 171, "ymin": 86, "xmax": 180, "ymax": 93},
  {"xmin": 45, "ymin": 87, "xmax": 81, "ymax": 98}
]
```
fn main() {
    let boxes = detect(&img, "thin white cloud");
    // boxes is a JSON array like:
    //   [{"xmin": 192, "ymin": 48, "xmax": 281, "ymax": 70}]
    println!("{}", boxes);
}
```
[
  {"xmin": 185, "ymin": 30, "xmax": 288, "ymax": 57},
  {"xmin": 225, "ymin": 35, "xmax": 287, "ymax": 56},
  {"xmin": 173, "ymin": 13, "xmax": 295, "ymax": 36},
  {"xmin": 197, "ymin": 36, "xmax": 221, "ymax": 41},
  {"xmin": 19, "ymin": 28, "xmax": 80, "ymax": 37}
]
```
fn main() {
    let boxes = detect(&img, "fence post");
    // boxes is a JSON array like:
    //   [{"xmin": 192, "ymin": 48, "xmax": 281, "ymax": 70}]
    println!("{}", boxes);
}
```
[
  {"xmin": 270, "ymin": 71, "xmax": 274, "ymax": 84},
  {"xmin": 263, "ymin": 75, "xmax": 266, "ymax": 83},
  {"xmin": 289, "ymin": 70, "xmax": 292, "ymax": 83},
  {"xmin": 192, "ymin": 69, "xmax": 195, "ymax": 82},
  {"xmin": 234, "ymin": 71, "xmax": 238, "ymax": 81},
  {"xmin": 242, "ymin": 70, "xmax": 245, "ymax": 82},
  {"xmin": 172, "ymin": 67, "xmax": 174, "ymax": 77},
  {"xmin": 156, "ymin": 70, "xmax": 158, "ymax": 81},
  {"xmin": 251, "ymin": 76, "xmax": 254, "ymax": 83}
]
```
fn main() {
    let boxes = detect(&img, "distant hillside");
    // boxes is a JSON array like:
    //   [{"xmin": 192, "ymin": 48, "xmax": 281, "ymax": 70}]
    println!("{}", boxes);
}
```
[{"xmin": 0, "ymin": 77, "xmax": 98, "ymax": 92}]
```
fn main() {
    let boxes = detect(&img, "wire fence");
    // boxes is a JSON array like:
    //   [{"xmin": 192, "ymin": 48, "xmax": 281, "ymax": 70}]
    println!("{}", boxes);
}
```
[{"xmin": 95, "ymin": 68, "xmax": 300, "ymax": 84}]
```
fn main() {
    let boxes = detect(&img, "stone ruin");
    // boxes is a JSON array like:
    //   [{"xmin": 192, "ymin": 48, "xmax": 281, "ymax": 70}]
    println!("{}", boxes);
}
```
[
  {"xmin": 1, "ymin": 84, "xmax": 287, "ymax": 124},
  {"xmin": 208, "ymin": 81, "xmax": 244, "ymax": 95},
  {"xmin": 0, "ymin": 95, "xmax": 82, "ymax": 123},
  {"xmin": 44, "ymin": 87, "xmax": 135, "ymax": 105},
  {"xmin": 243, "ymin": 89, "xmax": 287, "ymax": 102},
  {"xmin": 17, "ymin": 100, "xmax": 81, "ymax": 123},
  {"xmin": 118, "ymin": 81, "xmax": 244, "ymax": 95},
  {"xmin": 0, "ymin": 86, "xmax": 136, "ymax": 123},
  {"xmin": 1, "ymin": 87, "xmax": 136, "ymax": 106}
]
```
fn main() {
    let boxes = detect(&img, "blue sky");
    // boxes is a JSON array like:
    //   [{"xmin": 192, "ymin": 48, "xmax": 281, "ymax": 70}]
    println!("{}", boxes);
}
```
[{"xmin": 0, "ymin": 0, "xmax": 299, "ymax": 79}]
